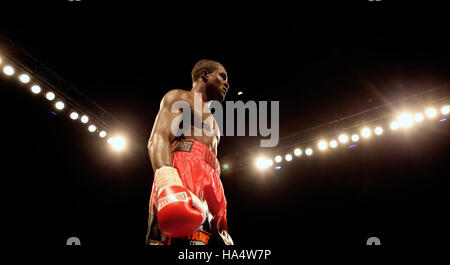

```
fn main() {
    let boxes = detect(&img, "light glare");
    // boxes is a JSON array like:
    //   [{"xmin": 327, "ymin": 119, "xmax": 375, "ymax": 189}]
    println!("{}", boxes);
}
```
[
  {"xmin": 70, "ymin": 112, "xmax": 79, "ymax": 120},
  {"xmin": 361, "ymin": 128, "xmax": 371, "ymax": 138},
  {"xmin": 46, "ymin": 92, "xmax": 55, "ymax": 101},
  {"xmin": 441, "ymin": 105, "xmax": 450, "ymax": 115},
  {"xmin": 351, "ymin": 134, "xmax": 360, "ymax": 142},
  {"xmin": 55, "ymin": 101, "xmax": 65, "ymax": 110},
  {"xmin": 294, "ymin": 148, "xmax": 302, "ymax": 156},
  {"xmin": 374, "ymin": 126, "xmax": 383, "ymax": 135},
  {"xmin": 31, "ymin": 85, "xmax": 41, "ymax": 94},
  {"xmin": 305, "ymin": 148, "xmax": 313, "ymax": 156},
  {"xmin": 108, "ymin": 136, "xmax": 126, "ymax": 150},
  {"xmin": 19, "ymin": 74, "xmax": 30, "ymax": 83},
  {"xmin": 414, "ymin": 113, "xmax": 424, "ymax": 122},
  {"xmin": 318, "ymin": 140, "xmax": 327, "ymax": 150},
  {"xmin": 285, "ymin": 154, "xmax": 293, "ymax": 161},
  {"xmin": 3, "ymin": 65, "xmax": 14, "ymax": 76},
  {"xmin": 398, "ymin": 113, "xmax": 413, "ymax": 127},
  {"xmin": 338, "ymin": 134, "xmax": 348, "ymax": 143},
  {"xmin": 425, "ymin": 108, "xmax": 437, "ymax": 118},
  {"xmin": 390, "ymin": 121, "xmax": 399, "ymax": 130},
  {"xmin": 274, "ymin": 155, "xmax": 282, "ymax": 163},
  {"xmin": 80, "ymin": 115, "xmax": 89, "ymax": 123}
]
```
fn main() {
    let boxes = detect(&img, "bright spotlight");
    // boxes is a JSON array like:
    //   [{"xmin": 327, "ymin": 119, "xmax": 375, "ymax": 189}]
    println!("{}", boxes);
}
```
[
  {"xmin": 425, "ymin": 108, "xmax": 437, "ymax": 118},
  {"xmin": 414, "ymin": 113, "xmax": 424, "ymax": 122},
  {"xmin": 305, "ymin": 148, "xmax": 313, "ymax": 156},
  {"xmin": 390, "ymin": 121, "xmax": 399, "ymax": 130},
  {"xmin": 374, "ymin": 126, "xmax": 383, "ymax": 135},
  {"xmin": 398, "ymin": 113, "xmax": 413, "ymax": 127},
  {"xmin": 256, "ymin": 158, "xmax": 267, "ymax": 169},
  {"xmin": 441, "ymin": 105, "xmax": 450, "ymax": 115},
  {"xmin": 318, "ymin": 140, "xmax": 327, "ymax": 150},
  {"xmin": 45, "ymin": 91, "xmax": 55, "ymax": 101},
  {"xmin": 294, "ymin": 148, "xmax": 302, "ymax": 156},
  {"xmin": 266, "ymin": 159, "xmax": 273, "ymax": 167},
  {"xmin": 55, "ymin": 101, "xmax": 65, "ymax": 110},
  {"xmin": 99, "ymin": 130, "xmax": 107, "ymax": 138},
  {"xmin": 31, "ymin": 85, "xmax": 41, "ymax": 94},
  {"xmin": 108, "ymin": 136, "xmax": 126, "ymax": 150},
  {"xmin": 361, "ymin": 128, "xmax": 371, "ymax": 138},
  {"xmin": 70, "ymin": 112, "xmax": 79, "ymax": 120},
  {"xmin": 338, "ymin": 134, "xmax": 348, "ymax": 143},
  {"xmin": 80, "ymin": 115, "xmax": 89, "ymax": 124},
  {"xmin": 88, "ymin": 125, "xmax": 97, "ymax": 132},
  {"xmin": 351, "ymin": 134, "xmax": 360, "ymax": 142},
  {"xmin": 237, "ymin": 91, "xmax": 243, "ymax": 95},
  {"xmin": 329, "ymin": 140, "xmax": 338, "ymax": 148},
  {"xmin": 19, "ymin": 74, "xmax": 30, "ymax": 83},
  {"xmin": 285, "ymin": 154, "xmax": 293, "ymax": 161},
  {"xmin": 274, "ymin": 155, "xmax": 282, "ymax": 163},
  {"xmin": 3, "ymin": 65, "xmax": 14, "ymax": 76}
]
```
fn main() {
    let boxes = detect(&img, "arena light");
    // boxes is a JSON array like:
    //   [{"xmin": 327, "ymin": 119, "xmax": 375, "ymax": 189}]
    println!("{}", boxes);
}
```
[
  {"xmin": 318, "ymin": 140, "xmax": 327, "ymax": 151},
  {"xmin": 441, "ymin": 105, "xmax": 450, "ymax": 115},
  {"xmin": 414, "ymin": 113, "xmax": 424, "ymax": 123},
  {"xmin": 237, "ymin": 91, "xmax": 243, "ymax": 96},
  {"xmin": 45, "ymin": 91, "xmax": 55, "ymax": 101},
  {"xmin": 19, "ymin": 74, "xmax": 30, "ymax": 83},
  {"xmin": 329, "ymin": 140, "xmax": 338, "ymax": 148},
  {"xmin": 338, "ymin": 134, "xmax": 348, "ymax": 144},
  {"xmin": 31, "ymin": 85, "xmax": 41, "ymax": 94},
  {"xmin": 398, "ymin": 113, "xmax": 413, "ymax": 127},
  {"xmin": 256, "ymin": 157, "xmax": 268, "ymax": 169},
  {"xmin": 274, "ymin": 155, "xmax": 282, "ymax": 163},
  {"xmin": 70, "ymin": 112, "xmax": 79, "ymax": 120},
  {"xmin": 88, "ymin": 124, "xmax": 97, "ymax": 132},
  {"xmin": 55, "ymin": 101, "xmax": 65, "ymax": 110},
  {"xmin": 294, "ymin": 148, "xmax": 302, "ymax": 156},
  {"xmin": 425, "ymin": 108, "xmax": 437, "ymax": 118},
  {"xmin": 99, "ymin": 130, "xmax": 107, "ymax": 138},
  {"xmin": 390, "ymin": 121, "xmax": 399, "ymax": 130},
  {"xmin": 374, "ymin": 126, "xmax": 383, "ymax": 135},
  {"xmin": 3, "ymin": 65, "xmax": 14, "ymax": 76},
  {"xmin": 305, "ymin": 148, "xmax": 313, "ymax": 156},
  {"xmin": 80, "ymin": 115, "xmax": 89, "ymax": 124},
  {"xmin": 361, "ymin": 127, "xmax": 371, "ymax": 138},
  {"xmin": 107, "ymin": 136, "xmax": 126, "ymax": 151},
  {"xmin": 351, "ymin": 134, "xmax": 360, "ymax": 142},
  {"xmin": 285, "ymin": 154, "xmax": 293, "ymax": 161}
]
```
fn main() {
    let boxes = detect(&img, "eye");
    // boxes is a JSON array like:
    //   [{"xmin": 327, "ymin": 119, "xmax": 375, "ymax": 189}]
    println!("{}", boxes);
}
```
[{"xmin": 220, "ymin": 73, "xmax": 227, "ymax": 80}]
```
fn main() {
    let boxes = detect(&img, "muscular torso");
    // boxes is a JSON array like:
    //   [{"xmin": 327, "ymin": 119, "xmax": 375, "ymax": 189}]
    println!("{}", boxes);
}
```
[{"xmin": 173, "ymin": 91, "xmax": 220, "ymax": 155}]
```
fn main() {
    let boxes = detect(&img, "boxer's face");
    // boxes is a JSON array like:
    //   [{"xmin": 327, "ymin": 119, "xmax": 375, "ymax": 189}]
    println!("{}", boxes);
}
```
[{"xmin": 205, "ymin": 65, "xmax": 229, "ymax": 102}]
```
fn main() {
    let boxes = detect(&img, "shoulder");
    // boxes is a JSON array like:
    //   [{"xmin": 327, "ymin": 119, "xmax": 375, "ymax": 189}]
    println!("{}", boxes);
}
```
[{"xmin": 160, "ymin": 89, "xmax": 192, "ymax": 108}]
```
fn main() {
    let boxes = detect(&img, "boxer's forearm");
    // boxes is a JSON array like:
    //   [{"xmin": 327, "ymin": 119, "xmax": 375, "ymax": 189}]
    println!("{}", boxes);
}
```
[{"xmin": 148, "ymin": 133, "xmax": 173, "ymax": 172}]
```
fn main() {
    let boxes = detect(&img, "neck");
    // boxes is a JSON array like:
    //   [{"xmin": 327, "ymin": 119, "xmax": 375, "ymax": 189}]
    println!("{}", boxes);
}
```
[{"xmin": 191, "ymin": 82, "xmax": 209, "ymax": 103}]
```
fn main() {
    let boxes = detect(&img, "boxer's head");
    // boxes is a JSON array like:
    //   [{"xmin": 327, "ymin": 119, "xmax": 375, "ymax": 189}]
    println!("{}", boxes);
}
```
[{"xmin": 191, "ymin": 59, "xmax": 229, "ymax": 102}]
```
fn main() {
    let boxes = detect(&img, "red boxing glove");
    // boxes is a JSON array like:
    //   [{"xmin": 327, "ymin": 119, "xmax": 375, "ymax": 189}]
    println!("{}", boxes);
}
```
[{"xmin": 154, "ymin": 166, "xmax": 207, "ymax": 238}]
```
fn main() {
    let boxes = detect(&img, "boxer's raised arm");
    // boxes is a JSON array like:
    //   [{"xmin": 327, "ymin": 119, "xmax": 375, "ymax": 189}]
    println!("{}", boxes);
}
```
[{"xmin": 147, "ymin": 90, "xmax": 187, "ymax": 171}]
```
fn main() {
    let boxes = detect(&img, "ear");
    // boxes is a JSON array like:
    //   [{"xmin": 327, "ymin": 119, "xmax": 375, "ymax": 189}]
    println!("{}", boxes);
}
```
[{"xmin": 201, "ymin": 71, "xmax": 209, "ymax": 82}]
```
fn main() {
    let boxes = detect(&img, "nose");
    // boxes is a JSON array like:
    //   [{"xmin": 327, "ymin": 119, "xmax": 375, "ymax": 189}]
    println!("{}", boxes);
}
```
[{"xmin": 224, "ymin": 82, "xmax": 229, "ymax": 90}]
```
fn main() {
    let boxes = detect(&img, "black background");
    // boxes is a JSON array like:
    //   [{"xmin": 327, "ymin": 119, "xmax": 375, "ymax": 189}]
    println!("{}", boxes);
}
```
[{"xmin": 1, "ymin": 1, "xmax": 449, "ymax": 255}]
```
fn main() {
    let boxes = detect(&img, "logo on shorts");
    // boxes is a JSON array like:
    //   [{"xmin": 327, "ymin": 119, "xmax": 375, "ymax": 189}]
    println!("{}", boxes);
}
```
[{"xmin": 157, "ymin": 192, "xmax": 189, "ymax": 211}]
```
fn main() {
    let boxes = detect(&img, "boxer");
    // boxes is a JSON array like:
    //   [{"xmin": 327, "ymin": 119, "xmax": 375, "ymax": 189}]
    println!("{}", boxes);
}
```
[{"xmin": 145, "ymin": 59, "xmax": 233, "ymax": 246}]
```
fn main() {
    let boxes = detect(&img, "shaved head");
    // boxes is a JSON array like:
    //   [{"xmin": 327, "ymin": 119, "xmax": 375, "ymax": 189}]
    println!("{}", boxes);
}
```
[{"xmin": 191, "ymin": 59, "xmax": 223, "ymax": 83}]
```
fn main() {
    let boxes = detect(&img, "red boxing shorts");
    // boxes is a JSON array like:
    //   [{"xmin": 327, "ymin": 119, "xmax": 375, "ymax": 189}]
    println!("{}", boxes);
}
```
[{"xmin": 146, "ymin": 139, "xmax": 229, "ymax": 246}]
